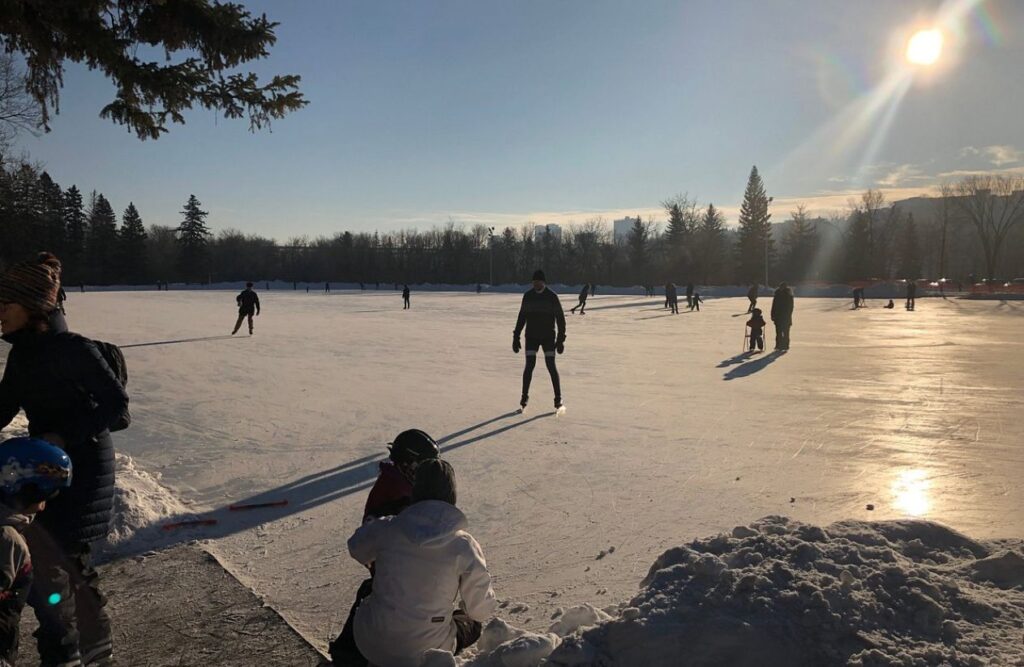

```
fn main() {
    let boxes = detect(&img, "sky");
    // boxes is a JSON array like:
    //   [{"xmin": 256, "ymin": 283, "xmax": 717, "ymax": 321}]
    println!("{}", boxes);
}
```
[{"xmin": 12, "ymin": 0, "xmax": 1024, "ymax": 239}]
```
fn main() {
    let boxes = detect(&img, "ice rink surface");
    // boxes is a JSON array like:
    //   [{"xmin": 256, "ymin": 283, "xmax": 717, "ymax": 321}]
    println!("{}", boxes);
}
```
[{"xmin": 32, "ymin": 289, "xmax": 1024, "ymax": 648}]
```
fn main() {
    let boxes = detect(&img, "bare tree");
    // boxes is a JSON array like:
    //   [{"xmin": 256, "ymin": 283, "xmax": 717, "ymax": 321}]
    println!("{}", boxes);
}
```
[
  {"xmin": 951, "ymin": 175, "xmax": 1024, "ymax": 281},
  {"xmin": 0, "ymin": 54, "xmax": 42, "ymax": 149}
]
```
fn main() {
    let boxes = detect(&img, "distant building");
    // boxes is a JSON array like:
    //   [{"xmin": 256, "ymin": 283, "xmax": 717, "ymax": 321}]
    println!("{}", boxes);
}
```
[
  {"xmin": 613, "ymin": 217, "xmax": 640, "ymax": 243},
  {"xmin": 535, "ymin": 223, "xmax": 563, "ymax": 242}
]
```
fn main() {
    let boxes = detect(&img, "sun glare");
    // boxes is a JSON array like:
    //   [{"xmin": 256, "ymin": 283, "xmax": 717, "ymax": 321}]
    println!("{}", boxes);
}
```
[{"xmin": 906, "ymin": 29, "xmax": 943, "ymax": 65}]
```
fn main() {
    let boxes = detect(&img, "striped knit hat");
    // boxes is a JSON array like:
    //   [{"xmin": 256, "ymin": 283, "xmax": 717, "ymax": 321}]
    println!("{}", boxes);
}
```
[{"xmin": 0, "ymin": 261, "xmax": 60, "ymax": 313}]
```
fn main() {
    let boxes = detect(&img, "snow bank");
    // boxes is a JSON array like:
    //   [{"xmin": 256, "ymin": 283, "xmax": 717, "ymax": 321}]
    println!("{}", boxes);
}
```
[
  {"xmin": 464, "ymin": 516, "xmax": 1024, "ymax": 666},
  {"xmin": 101, "ymin": 452, "xmax": 192, "ymax": 555}
]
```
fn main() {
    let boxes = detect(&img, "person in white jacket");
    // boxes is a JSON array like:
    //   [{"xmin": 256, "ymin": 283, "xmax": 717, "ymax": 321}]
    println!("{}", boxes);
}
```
[{"xmin": 347, "ymin": 459, "xmax": 496, "ymax": 667}]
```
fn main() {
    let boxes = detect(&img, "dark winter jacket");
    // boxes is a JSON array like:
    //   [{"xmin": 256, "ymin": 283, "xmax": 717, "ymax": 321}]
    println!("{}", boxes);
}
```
[
  {"xmin": 236, "ymin": 288, "xmax": 260, "ymax": 314},
  {"xmin": 402, "ymin": 287, "xmax": 410, "ymax": 299},
  {"xmin": 0, "ymin": 329, "xmax": 127, "ymax": 544},
  {"xmin": 771, "ymin": 286, "xmax": 794, "ymax": 325},
  {"xmin": 514, "ymin": 287, "xmax": 566, "ymax": 342},
  {"xmin": 363, "ymin": 461, "xmax": 413, "ymax": 523},
  {"xmin": 746, "ymin": 314, "xmax": 766, "ymax": 334}
]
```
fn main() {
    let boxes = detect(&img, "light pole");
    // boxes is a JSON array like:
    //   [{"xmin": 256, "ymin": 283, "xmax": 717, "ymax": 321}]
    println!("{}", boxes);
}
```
[
  {"xmin": 764, "ymin": 196, "xmax": 773, "ymax": 287},
  {"xmin": 488, "ymin": 227, "xmax": 495, "ymax": 286}
]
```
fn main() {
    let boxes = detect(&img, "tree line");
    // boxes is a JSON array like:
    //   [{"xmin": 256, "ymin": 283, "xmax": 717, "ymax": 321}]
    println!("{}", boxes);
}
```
[{"xmin": 2, "ymin": 158, "xmax": 1023, "ymax": 288}]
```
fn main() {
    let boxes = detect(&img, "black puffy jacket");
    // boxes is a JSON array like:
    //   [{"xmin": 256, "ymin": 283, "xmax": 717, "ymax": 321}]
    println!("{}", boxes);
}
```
[{"xmin": 0, "ymin": 328, "xmax": 128, "ymax": 544}]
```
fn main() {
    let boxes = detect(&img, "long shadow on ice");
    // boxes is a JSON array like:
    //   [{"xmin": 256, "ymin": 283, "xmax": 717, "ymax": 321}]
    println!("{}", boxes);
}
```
[
  {"xmin": 121, "ymin": 335, "xmax": 240, "ymax": 349},
  {"xmin": 105, "ymin": 410, "xmax": 553, "ymax": 560},
  {"xmin": 722, "ymin": 350, "xmax": 785, "ymax": 380}
]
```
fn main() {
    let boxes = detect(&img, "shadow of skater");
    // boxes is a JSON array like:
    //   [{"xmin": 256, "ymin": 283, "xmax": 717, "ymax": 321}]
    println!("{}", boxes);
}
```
[
  {"xmin": 722, "ymin": 350, "xmax": 786, "ymax": 380},
  {"xmin": 121, "ymin": 335, "xmax": 239, "ymax": 349},
  {"xmin": 105, "ymin": 411, "xmax": 554, "ymax": 561},
  {"xmin": 717, "ymin": 351, "xmax": 755, "ymax": 368}
]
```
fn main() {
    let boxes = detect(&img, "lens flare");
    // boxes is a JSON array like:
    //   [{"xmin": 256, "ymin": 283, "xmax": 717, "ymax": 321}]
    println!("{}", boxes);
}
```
[{"xmin": 906, "ymin": 29, "xmax": 943, "ymax": 65}]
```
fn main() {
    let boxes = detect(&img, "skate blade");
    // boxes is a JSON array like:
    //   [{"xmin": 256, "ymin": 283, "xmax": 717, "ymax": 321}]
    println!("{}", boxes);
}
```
[{"xmin": 555, "ymin": 405, "xmax": 567, "ymax": 416}]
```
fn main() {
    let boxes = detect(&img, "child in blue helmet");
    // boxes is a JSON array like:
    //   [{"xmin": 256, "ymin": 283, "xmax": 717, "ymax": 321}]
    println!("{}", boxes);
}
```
[{"xmin": 0, "ymin": 437, "xmax": 72, "ymax": 667}]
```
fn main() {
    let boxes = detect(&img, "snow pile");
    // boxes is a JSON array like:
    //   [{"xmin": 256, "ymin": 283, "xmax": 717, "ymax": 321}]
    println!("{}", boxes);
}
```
[
  {"xmin": 535, "ymin": 516, "xmax": 1024, "ymax": 666},
  {"xmin": 460, "ymin": 605, "xmax": 609, "ymax": 667},
  {"xmin": 102, "ymin": 452, "xmax": 191, "ymax": 554}
]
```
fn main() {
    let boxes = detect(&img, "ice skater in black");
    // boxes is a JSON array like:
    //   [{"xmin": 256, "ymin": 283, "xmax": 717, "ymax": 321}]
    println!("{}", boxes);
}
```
[
  {"xmin": 513, "ymin": 270, "xmax": 566, "ymax": 410},
  {"xmin": 905, "ymin": 281, "xmax": 916, "ymax": 310},
  {"xmin": 231, "ymin": 282, "xmax": 260, "ymax": 335},
  {"xmin": 667, "ymin": 282, "xmax": 679, "ymax": 314},
  {"xmin": 402, "ymin": 284, "xmax": 411, "ymax": 309},
  {"xmin": 570, "ymin": 283, "xmax": 589, "ymax": 315},
  {"xmin": 686, "ymin": 283, "xmax": 695, "ymax": 309}
]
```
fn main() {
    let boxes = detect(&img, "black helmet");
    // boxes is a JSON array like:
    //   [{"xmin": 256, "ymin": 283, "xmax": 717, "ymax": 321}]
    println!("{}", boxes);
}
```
[{"xmin": 388, "ymin": 429, "xmax": 439, "ymax": 464}]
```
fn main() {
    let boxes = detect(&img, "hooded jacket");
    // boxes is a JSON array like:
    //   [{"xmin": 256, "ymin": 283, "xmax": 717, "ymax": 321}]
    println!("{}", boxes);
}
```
[
  {"xmin": 770, "ymin": 286, "xmax": 794, "ymax": 325},
  {"xmin": 0, "ymin": 329, "xmax": 127, "ymax": 544},
  {"xmin": 349, "ymin": 500, "xmax": 496, "ymax": 667}
]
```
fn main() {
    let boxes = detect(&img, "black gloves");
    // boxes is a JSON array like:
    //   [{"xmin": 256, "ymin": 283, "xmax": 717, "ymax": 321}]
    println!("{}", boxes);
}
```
[
  {"xmin": 556, "ymin": 338, "xmax": 565, "ymax": 354},
  {"xmin": 513, "ymin": 336, "xmax": 521, "ymax": 353}
]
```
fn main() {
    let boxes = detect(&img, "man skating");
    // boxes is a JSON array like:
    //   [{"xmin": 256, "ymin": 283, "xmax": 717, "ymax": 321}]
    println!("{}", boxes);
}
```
[
  {"xmin": 232, "ymin": 282, "xmax": 260, "ymax": 335},
  {"xmin": 667, "ymin": 282, "xmax": 679, "ymax": 314},
  {"xmin": 747, "ymin": 283, "xmax": 758, "ymax": 313},
  {"xmin": 402, "ymin": 284, "xmax": 411, "ymax": 309},
  {"xmin": 771, "ymin": 282, "xmax": 794, "ymax": 350},
  {"xmin": 906, "ymin": 280, "xmax": 917, "ymax": 311},
  {"xmin": 686, "ymin": 282, "xmax": 695, "ymax": 309},
  {"xmin": 513, "ymin": 270, "xmax": 566, "ymax": 411},
  {"xmin": 570, "ymin": 283, "xmax": 589, "ymax": 315}
]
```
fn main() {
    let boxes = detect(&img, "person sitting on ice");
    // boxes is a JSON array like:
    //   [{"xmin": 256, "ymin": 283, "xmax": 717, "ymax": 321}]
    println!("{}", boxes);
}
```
[
  {"xmin": 885, "ymin": 299, "xmax": 895, "ymax": 309},
  {"xmin": 0, "ymin": 437, "xmax": 73, "ymax": 667},
  {"xmin": 328, "ymin": 430, "xmax": 441, "ymax": 665},
  {"xmin": 345, "ymin": 459, "xmax": 496, "ymax": 667},
  {"xmin": 746, "ymin": 308, "xmax": 766, "ymax": 352}
]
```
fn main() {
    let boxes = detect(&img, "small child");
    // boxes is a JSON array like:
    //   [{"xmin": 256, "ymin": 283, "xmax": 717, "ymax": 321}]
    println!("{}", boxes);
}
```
[
  {"xmin": 884, "ymin": 299, "xmax": 895, "ymax": 309},
  {"xmin": 0, "ymin": 438, "xmax": 72, "ymax": 667},
  {"xmin": 690, "ymin": 293, "xmax": 704, "ymax": 311},
  {"xmin": 746, "ymin": 308, "xmax": 766, "ymax": 352},
  {"xmin": 329, "ymin": 430, "xmax": 441, "ymax": 666}
]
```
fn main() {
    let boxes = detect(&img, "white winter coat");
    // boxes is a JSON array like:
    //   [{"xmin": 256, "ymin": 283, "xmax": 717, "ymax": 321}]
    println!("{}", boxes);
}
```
[{"xmin": 349, "ymin": 500, "xmax": 497, "ymax": 667}]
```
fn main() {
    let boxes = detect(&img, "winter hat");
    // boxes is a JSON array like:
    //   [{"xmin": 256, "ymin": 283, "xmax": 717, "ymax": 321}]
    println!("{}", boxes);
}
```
[
  {"xmin": 388, "ymin": 429, "xmax": 440, "ymax": 464},
  {"xmin": 0, "ymin": 260, "xmax": 60, "ymax": 313},
  {"xmin": 413, "ymin": 459, "xmax": 457, "ymax": 506},
  {"xmin": 532, "ymin": 270, "xmax": 546, "ymax": 282}
]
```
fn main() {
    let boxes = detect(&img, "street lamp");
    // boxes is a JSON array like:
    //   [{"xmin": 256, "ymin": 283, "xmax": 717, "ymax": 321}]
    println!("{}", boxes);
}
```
[{"xmin": 488, "ymin": 227, "xmax": 495, "ymax": 286}]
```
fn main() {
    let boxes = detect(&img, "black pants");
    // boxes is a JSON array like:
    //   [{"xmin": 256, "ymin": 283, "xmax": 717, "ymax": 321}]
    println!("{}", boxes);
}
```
[
  {"xmin": 775, "ymin": 323, "xmax": 791, "ymax": 350},
  {"xmin": 749, "ymin": 332, "xmax": 764, "ymax": 351},
  {"xmin": 24, "ymin": 525, "xmax": 111, "ymax": 667},
  {"xmin": 403, "ymin": 297, "xmax": 410, "ymax": 309},
  {"xmin": 748, "ymin": 298, "xmax": 756, "ymax": 313},
  {"xmin": 522, "ymin": 338, "xmax": 561, "ymax": 400},
  {"xmin": 571, "ymin": 298, "xmax": 586, "ymax": 314},
  {"xmin": 232, "ymin": 309, "xmax": 254, "ymax": 334}
]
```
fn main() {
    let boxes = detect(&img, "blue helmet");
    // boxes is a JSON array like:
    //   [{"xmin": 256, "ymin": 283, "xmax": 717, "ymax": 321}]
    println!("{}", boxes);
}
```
[{"xmin": 0, "ymin": 437, "xmax": 73, "ymax": 503}]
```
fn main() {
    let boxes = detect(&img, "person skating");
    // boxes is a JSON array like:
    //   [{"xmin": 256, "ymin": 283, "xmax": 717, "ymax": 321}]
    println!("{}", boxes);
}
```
[
  {"xmin": 771, "ymin": 282, "xmax": 795, "ymax": 350},
  {"xmin": 906, "ymin": 281, "xmax": 917, "ymax": 311},
  {"xmin": 746, "ymin": 283, "xmax": 758, "ymax": 313},
  {"xmin": 402, "ymin": 284, "xmax": 411, "ymax": 310},
  {"xmin": 746, "ymin": 308, "xmax": 766, "ymax": 352},
  {"xmin": 686, "ymin": 282, "xmax": 695, "ymax": 309},
  {"xmin": 231, "ymin": 282, "xmax": 260, "ymax": 335},
  {"xmin": 667, "ymin": 282, "xmax": 679, "ymax": 314},
  {"xmin": 328, "ymin": 430, "xmax": 441, "ymax": 667},
  {"xmin": 0, "ymin": 259, "xmax": 128, "ymax": 667},
  {"xmin": 852, "ymin": 287, "xmax": 862, "ymax": 309},
  {"xmin": 0, "ymin": 438, "xmax": 73, "ymax": 667},
  {"xmin": 513, "ymin": 270, "xmax": 566, "ymax": 411},
  {"xmin": 346, "ymin": 459, "xmax": 496, "ymax": 667},
  {"xmin": 570, "ymin": 283, "xmax": 589, "ymax": 315},
  {"xmin": 690, "ymin": 292, "xmax": 703, "ymax": 311}
]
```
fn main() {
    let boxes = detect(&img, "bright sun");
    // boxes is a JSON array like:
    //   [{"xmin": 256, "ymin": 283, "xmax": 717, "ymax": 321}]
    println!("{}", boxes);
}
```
[{"xmin": 906, "ymin": 29, "xmax": 943, "ymax": 65}]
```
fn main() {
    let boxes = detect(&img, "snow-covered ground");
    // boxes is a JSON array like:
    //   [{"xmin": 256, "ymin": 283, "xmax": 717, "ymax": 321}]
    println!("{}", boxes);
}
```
[{"xmin": 4, "ymin": 290, "xmax": 1023, "ymax": 660}]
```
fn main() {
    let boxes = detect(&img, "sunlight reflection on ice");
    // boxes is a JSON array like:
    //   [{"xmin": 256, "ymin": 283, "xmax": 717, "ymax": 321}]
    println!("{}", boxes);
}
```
[{"xmin": 892, "ymin": 468, "xmax": 931, "ymax": 516}]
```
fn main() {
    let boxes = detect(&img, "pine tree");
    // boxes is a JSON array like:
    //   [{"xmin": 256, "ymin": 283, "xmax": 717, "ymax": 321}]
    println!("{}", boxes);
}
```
[
  {"xmin": 118, "ymin": 202, "xmax": 149, "ymax": 284},
  {"xmin": 85, "ymin": 193, "xmax": 118, "ymax": 284},
  {"xmin": 898, "ymin": 213, "xmax": 922, "ymax": 280},
  {"xmin": 62, "ymin": 185, "xmax": 86, "ymax": 282},
  {"xmin": 177, "ymin": 194, "xmax": 211, "ymax": 282},
  {"xmin": 734, "ymin": 166, "xmax": 775, "ymax": 284},
  {"xmin": 662, "ymin": 195, "xmax": 698, "ymax": 278},
  {"xmin": 628, "ymin": 216, "xmax": 649, "ymax": 281},
  {"xmin": 697, "ymin": 203, "xmax": 726, "ymax": 284},
  {"xmin": 844, "ymin": 211, "xmax": 871, "ymax": 281},
  {"xmin": 38, "ymin": 172, "xmax": 66, "ymax": 256},
  {"xmin": 782, "ymin": 204, "xmax": 819, "ymax": 282}
]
